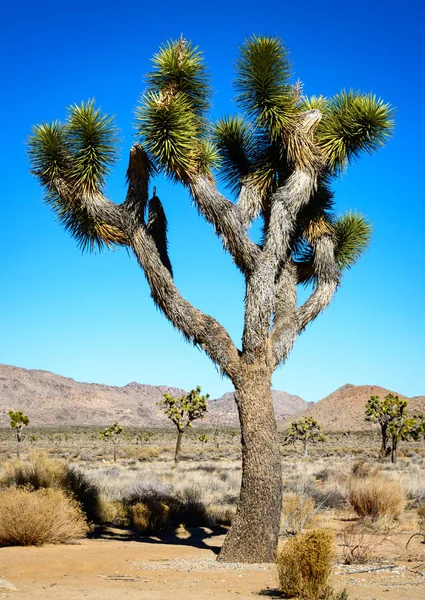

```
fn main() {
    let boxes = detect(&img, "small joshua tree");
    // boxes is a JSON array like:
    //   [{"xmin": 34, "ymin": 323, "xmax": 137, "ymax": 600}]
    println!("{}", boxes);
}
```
[
  {"xmin": 199, "ymin": 434, "xmax": 209, "ymax": 455},
  {"xmin": 158, "ymin": 386, "xmax": 209, "ymax": 463},
  {"xmin": 283, "ymin": 416, "xmax": 325, "ymax": 457},
  {"xmin": 8, "ymin": 410, "xmax": 30, "ymax": 459},
  {"xmin": 365, "ymin": 394, "xmax": 418, "ymax": 463},
  {"xmin": 100, "ymin": 422, "xmax": 124, "ymax": 462}
]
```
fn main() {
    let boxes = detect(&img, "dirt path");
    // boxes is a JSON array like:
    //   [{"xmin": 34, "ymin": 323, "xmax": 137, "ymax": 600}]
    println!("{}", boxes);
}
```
[{"xmin": 1, "ymin": 530, "xmax": 425, "ymax": 599}]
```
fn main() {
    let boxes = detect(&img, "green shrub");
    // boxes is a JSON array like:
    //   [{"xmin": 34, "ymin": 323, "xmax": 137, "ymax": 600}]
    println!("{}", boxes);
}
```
[
  {"xmin": 0, "ymin": 488, "xmax": 88, "ymax": 546},
  {"xmin": 276, "ymin": 529, "xmax": 334, "ymax": 600}
]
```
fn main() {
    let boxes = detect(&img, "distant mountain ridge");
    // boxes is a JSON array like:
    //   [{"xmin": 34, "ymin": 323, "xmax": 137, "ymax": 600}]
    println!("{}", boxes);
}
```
[
  {"xmin": 0, "ymin": 364, "xmax": 309, "ymax": 427},
  {"xmin": 1, "ymin": 365, "xmax": 423, "ymax": 430}
]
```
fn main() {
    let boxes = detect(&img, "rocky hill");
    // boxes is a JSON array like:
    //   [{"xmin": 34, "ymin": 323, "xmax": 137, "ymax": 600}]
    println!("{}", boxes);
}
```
[
  {"xmin": 296, "ymin": 384, "xmax": 425, "ymax": 432},
  {"xmin": 0, "ymin": 364, "xmax": 309, "ymax": 427}
]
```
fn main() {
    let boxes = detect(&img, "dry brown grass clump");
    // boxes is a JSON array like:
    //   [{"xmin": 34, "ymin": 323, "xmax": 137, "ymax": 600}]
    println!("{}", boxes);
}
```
[
  {"xmin": 0, "ymin": 453, "xmax": 103, "ymax": 524},
  {"xmin": 0, "ymin": 488, "xmax": 88, "ymax": 546},
  {"xmin": 130, "ymin": 501, "xmax": 170, "ymax": 533},
  {"xmin": 276, "ymin": 529, "xmax": 334, "ymax": 600},
  {"xmin": 348, "ymin": 474, "xmax": 406, "ymax": 520}
]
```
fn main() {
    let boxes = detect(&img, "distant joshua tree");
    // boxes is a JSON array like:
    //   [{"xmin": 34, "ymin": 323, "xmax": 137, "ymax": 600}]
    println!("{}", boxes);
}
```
[
  {"xmin": 8, "ymin": 410, "xmax": 30, "ymax": 459},
  {"xmin": 365, "ymin": 394, "xmax": 420, "ymax": 463},
  {"xmin": 28, "ymin": 34, "xmax": 393, "ymax": 562},
  {"xmin": 158, "ymin": 386, "xmax": 209, "ymax": 463},
  {"xmin": 283, "ymin": 416, "xmax": 325, "ymax": 457},
  {"xmin": 100, "ymin": 422, "xmax": 124, "ymax": 462},
  {"xmin": 199, "ymin": 433, "xmax": 209, "ymax": 455}
]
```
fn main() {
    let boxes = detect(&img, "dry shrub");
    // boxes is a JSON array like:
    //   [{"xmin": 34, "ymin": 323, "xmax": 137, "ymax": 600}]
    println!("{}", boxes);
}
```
[
  {"xmin": 100, "ymin": 499, "xmax": 129, "ymax": 526},
  {"xmin": 348, "ymin": 474, "xmax": 406, "ymax": 520},
  {"xmin": 342, "ymin": 523, "xmax": 390, "ymax": 564},
  {"xmin": 351, "ymin": 460, "xmax": 378, "ymax": 479},
  {"xmin": 1, "ymin": 453, "xmax": 64, "ymax": 489},
  {"xmin": 124, "ymin": 486, "xmax": 215, "ymax": 533},
  {"xmin": 281, "ymin": 494, "xmax": 319, "ymax": 535},
  {"xmin": 0, "ymin": 454, "xmax": 103, "ymax": 524},
  {"xmin": 130, "ymin": 501, "xmax": 170, "ymax": 533},
  {"xmin": 0, "ymin": 488, "xmax": 88, "ymax": 546},
  {"xmin": 276, "ymin": 529, "xmax": 334, "ymax": 600}
]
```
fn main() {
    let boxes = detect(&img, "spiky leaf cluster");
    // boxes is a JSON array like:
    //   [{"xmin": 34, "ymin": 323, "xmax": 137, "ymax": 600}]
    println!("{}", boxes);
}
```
[
  {"xmin": 333, "ymin": 212, "xmax": 373, "ymax": 272},
  {"xmin": 28, "ymin": 100, "xmax": 120, "ymax": 252},
  {"xmin": 135, "ymin": 38, "xmax": 213, "ymax": 182},
  {"xmin": 157, "ymin": 386, "xmax": 209, "ymax": 432},
  {"xmin": 316, "ymin": 91, "xmax": 394, "ymax": 171}
]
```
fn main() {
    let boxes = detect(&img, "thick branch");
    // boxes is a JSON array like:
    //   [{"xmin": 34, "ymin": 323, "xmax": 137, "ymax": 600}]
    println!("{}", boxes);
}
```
[
  {"xmin": 242, "ymin": 111, "xmax": 322, "ymax": 357},
  {"xmin": 271, "ymin": 262, "xmax": 298, "ymax": 366},
  {"xmin": 297, "ymin": 235, "xmax": 339, "ymax": 332},
  {"xmin": 190, "ymin": 176, "xmax": 260, "ymax": 274},
  {"xmin": 130, "ymin": 223, "xmax": 241, "ymax": 380},
  {"xmin": 237, "ymin": 183, "xmax": 264, "ymax": 227}
]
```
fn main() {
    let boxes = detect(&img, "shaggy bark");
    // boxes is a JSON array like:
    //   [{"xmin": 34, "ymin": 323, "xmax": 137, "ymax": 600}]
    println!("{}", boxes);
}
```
[{"xmin": 218, "ymin": 357, "xmax": 282, "ymax": 563}]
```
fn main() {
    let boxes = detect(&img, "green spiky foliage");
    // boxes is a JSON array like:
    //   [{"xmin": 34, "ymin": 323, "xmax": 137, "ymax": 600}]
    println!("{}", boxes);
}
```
[
  {"xmin": 283, "ymin": 416, "xmax": 326, "ymax": 457},
  {"xmin": 28, "ymin": 100, "xmax": 121, "ymax": 252},
  {"xmin": 8, "ymin": 410, "xmax": 30, "ymax": 458},
  {"xmin": 316, "ymin": 91, "xmax": 394, "ymax": 172},
  {"xmin": 157, "ymin": 386, "xmax": 209, "ymax": 463},
  {"xmin": 333, "ymin": 212, "xmax": 373, "ymax": 272},
  {"xmin": 365, "ymin": 394, "xmax": 418, "ymax": 463},
  {"xmin": 100, "ymin": 422, "xmax": 124, "ymax": 462},
  {"xmin": 135, "ymin": 38, "xmax": 214, "ymax": 182},
  {"xmin": 234, "ymin": 35, "xmax": 296, "ymax": 139}
]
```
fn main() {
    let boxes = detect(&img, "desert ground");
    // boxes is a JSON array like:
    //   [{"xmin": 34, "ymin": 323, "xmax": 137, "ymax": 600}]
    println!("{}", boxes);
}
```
[{"xmin": 1, "ymin": 428, "xmax": 425, "ymax": 599}]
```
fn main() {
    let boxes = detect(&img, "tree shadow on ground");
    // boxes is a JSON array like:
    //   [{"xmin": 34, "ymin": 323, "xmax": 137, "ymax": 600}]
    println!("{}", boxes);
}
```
[
  {"xmin": 89, "ymin": 524, "xmax": 228, "ymax": 554},
  {"xmin": 257, "ymin": 589, "xmax": 283, "ymax": 598}
]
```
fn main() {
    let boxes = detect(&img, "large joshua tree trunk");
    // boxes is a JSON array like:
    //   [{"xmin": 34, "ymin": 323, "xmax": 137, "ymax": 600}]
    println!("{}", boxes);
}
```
[{"xmin": 219, "ymin": 362, "xmax": 281, "ymax": 563}]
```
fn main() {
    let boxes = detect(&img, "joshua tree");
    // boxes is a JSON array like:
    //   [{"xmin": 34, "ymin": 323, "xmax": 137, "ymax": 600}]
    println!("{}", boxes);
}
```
[
  {"xmin": 158, "ymin": 386, "xmax": 209, "ymax": 463},
  {"xmin": 283, "ymin": 416, "xmax": 326, "ymax": 457},
  {"xmin": 199, "ymin": 433, "xmax": 209, "ymax": 455},
  {"xmin": 8, "ymin": 410, "xmax": 30, "ymax": 459},
  {"xmin": 100, "ymin": 422, "xmax": 124, "ymax": 462},
  {"xmin": 365, "ymin": 394, "xmax": 418, "ymax": 463},
  {"xmin": 28, "ymin": 35, "xmax": 393, "ymax": 562}
]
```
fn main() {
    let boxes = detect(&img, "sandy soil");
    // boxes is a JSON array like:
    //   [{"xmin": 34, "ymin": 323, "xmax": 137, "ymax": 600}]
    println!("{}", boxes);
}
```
[{"xmin": 1, "ymin": 528, "xmax": 425, "ymax": 600}]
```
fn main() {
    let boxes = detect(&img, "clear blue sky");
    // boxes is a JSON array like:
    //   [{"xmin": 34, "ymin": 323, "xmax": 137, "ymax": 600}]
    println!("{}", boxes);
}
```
[{"xmin": 1, "ymin": 0, "xmax": 424, "ymax": 402}]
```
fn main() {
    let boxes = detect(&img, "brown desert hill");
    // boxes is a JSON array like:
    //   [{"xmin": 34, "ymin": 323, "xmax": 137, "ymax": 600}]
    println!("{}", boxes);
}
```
[
  {"xmin": 0, "ymin": 364, "xmax": 309, "ymax": 427},
  {"xmin": 204, "ymin": 390, "xmax": 310, "ymax": 425},
  {"xmin": 294, "ymin": 384, "xmax": 425, "ymax": 432}
]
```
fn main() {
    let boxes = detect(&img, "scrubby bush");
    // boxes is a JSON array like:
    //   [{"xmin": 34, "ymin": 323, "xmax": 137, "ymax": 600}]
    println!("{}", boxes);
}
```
[
  {"xmin": 276, "ymin": 529, "xmax": 334, "ymax": 600},
  {"xmin": 348, "ymin": 474, "xmax": 406, "ymax": 519},
  {"xmin": 0, "ymin": 488, "xmax": 88, "ymax": 546},
  {"xmin": 1, "ymin": 453, "xmax": 64, "ymax": 489},
  {"xmin": 63, "ymin": 466, "xmax": 103, "ymax": 524},
  {"xmin": 123, "ymin": 486, "xmax": 216, "ymax": 533},
  {"xmin": 130, "ymin": 501, "xmax": 170, "ymax": 533},
  {"xmin": 0, "ymin": 454, "xmax": 103, "ymax": 524}
]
